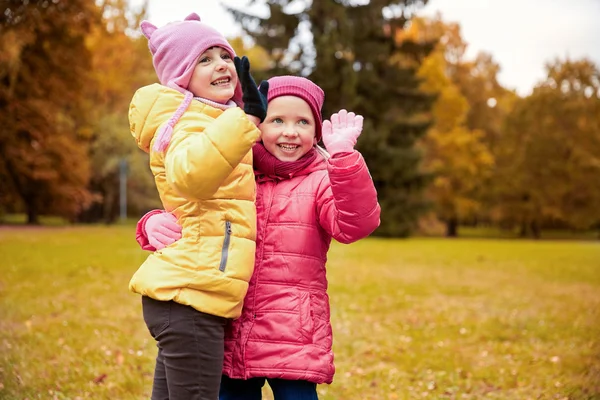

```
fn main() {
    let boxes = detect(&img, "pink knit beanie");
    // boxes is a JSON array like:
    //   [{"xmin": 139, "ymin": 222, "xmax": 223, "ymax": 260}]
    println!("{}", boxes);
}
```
[
  {"xmin": 265, "ymin": 76, "xmax": 325, "ymax": 141},
  {"xmin": 141, "ymin": 13, "xmax": 243, "ymax": 151}
]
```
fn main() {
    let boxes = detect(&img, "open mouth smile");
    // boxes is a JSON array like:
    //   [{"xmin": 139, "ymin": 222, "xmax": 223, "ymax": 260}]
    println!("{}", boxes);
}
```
[
  {"xmin": 278, "ymin": 144, "xmax": 300, "ymax": 151},
  {"xmin": 211, "ymin": 78, "xmax": 231, "ymax": 86}
]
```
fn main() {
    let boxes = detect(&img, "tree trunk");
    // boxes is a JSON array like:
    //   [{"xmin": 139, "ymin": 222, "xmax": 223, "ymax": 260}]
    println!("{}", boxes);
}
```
[
  {"xmin": 26, "ymin": 201, "xmax": 39, "ymax": 225},
  {"xmin": 446, "ymin": 217, "xmax": 458, "ymax": 237},
  {"xmin": 519, "ymin": 220, "xmax": 529, "ymax": 237},
  {"xmin": 531, "ymin": 220, "xmax": 541, "ymax": 239},
  {"xmin": 103, "ymin": 183, "xmax": 117, "ymax": 224}
]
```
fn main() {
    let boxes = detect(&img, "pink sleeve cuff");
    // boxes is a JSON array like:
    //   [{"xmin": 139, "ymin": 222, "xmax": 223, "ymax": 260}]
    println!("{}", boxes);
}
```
[
  {"xmin": 329, "ymin": 151, "xmax": 361, "ymax": 169},
  {"xmin": 135, "ymin": 209, "xmax": 164, "ymax": 251}
]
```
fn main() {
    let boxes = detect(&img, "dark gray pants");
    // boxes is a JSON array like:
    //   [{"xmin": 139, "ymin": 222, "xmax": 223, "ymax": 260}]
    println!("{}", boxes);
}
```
[{"xmin": 142, "ymin": 296, "xmax": 228, "ymax": 400}]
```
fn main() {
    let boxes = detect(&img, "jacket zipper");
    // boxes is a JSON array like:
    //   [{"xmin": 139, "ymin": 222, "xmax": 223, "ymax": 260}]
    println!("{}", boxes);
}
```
[{"xmin": 219, "ymin": 220, "xmax": 232, "ymax": 272}]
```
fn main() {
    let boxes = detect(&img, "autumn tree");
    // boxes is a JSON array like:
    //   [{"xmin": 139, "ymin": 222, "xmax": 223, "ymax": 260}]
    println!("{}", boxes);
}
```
[
  {"xmin": 400, "ymin": 17, "xmax": 495, "ymax": 236},
  {"xmin": 77, "ymin": 0, "xmax": 163, "ymax": 223},
  {"xmin": 0, "ymin": 0, "xmax": 101, "ymax": 224},
  {"xmin": 417, "ymin": 51, "xmax": 494, "ymax": 236},
  {"xmin": 228, "ymin": 0, "xmax": 434, "ymax": 236},
  {"xmin": 493, "ymin": 58, "xmax": 600, "ymax": 237},
  {"xmin": 444, "ymin": 37, "xmax": 517, "ymax": 228}
]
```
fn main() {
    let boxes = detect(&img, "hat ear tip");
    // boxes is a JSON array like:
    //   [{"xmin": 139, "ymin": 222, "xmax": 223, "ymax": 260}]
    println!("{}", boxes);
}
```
[
  {"xmin": 186, "ymin": 12, "xmax": 201, "ymax": 21},
  {"xmin": 140, "ymin": 21, "xmax": 157, "ymax": 38}
]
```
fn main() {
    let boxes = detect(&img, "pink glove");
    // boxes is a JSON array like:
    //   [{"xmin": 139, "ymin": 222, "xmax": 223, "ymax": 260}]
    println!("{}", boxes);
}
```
[
  {"xmin": 321, "ymin": 109, "xmax": 364, "ymax": 156},
  {"xmin": 145, "ymin": 212, "xmax": 182, "ymax": 250}
]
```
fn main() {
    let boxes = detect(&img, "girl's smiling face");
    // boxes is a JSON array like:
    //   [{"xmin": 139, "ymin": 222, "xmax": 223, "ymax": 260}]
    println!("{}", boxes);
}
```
[
  {"xmin": 187, "ymin": 46, "xmax": 237, "ymax": 103},
  {"xmin": 259, "ymin": 96, "xmax": 317, "ymax": 162}
]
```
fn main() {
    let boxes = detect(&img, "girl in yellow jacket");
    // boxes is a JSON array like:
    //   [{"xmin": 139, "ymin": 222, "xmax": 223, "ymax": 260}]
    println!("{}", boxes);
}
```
[{"xmin": 128, "ymin": 13, "xmax": 267, "ymax": 400}]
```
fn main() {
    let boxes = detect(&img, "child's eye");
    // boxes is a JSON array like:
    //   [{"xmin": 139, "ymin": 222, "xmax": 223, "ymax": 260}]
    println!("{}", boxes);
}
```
[
  {"xmin": 221, "ymin": 53, "xmax": 232, "ymax": 60},
  {"xmin": 199, "ymin": 56, "xmax": 210, "ymax": 63},
  {"xmin": 299, "ymin": 119, "xmax": 309, "ymax": 125},
  {"xmin": 273, "ymin": 118, "xmax": 283, "ymax": 124}
]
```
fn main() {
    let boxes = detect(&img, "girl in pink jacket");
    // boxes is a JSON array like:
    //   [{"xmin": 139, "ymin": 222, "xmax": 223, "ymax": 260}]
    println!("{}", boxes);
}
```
[{"xmin": 137, "ymin": 76, "xmax": 381, "ymax": 399}]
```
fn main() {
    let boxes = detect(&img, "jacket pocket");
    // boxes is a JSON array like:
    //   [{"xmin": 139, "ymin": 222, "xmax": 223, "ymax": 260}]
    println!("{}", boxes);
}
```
[
  {"xmin": 219, "ymin": 220, "xmax": 232, "ymax": 272},
  {"xmin": 299, "ymin": 291, "xmax": 314, "ymax": 344}
]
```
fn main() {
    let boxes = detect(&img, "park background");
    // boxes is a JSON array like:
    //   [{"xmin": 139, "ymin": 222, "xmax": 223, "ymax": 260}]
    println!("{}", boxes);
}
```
[{"xmin": 0, "ymin": 0, "xmax": 599, "ymax": 398}]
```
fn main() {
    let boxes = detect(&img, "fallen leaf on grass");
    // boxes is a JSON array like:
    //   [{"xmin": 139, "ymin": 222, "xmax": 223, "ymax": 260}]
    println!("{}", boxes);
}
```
[{"xmin": 115, "ymin": 350, "xmax": 124, "ymax": 365}]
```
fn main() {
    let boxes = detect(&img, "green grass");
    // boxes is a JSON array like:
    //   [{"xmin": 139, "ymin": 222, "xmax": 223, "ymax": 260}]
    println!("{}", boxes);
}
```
[
  {"xmin": 0, "ymin": 213, "xmax": 141, "ymax": 227},
  {"xmin": 457, "ymin": 226, "xmax": 599, "ymax": 241},
  {"xmin": 0, "ymin": 227, "xmax": 599, "ymax": 399},
  {"xmin": 0, "ymin": 214, "xmax": 71, "ymax": 226}
]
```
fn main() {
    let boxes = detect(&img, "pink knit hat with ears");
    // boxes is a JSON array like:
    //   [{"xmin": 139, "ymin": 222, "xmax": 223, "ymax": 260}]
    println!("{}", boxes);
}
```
[
  {"xmin": 141, "ymin": 13, "xmax": 243, "ymax": 151},
  {"xmin": 265, "ymin": 76, "xmax": 325, "ymax": 141}
]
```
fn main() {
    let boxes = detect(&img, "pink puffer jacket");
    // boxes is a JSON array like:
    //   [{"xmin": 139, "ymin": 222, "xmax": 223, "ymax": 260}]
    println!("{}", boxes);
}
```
[{"xmin": 222, "ymin": 150, "xmax": 380, "ymax": 384}]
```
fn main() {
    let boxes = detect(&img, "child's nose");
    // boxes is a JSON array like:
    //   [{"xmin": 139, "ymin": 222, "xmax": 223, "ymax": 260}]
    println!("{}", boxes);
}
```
[
  {"xmin": 282, "ymin": 126, "xmax": 298, "ymax": 137},
  {"xmin": 215, "ymin": 59, "xmax": 227, "ymax": 71}
]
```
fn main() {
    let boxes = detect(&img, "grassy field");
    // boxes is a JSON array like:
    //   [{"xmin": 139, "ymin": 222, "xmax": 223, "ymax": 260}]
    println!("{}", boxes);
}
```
[{"xmin": 0, "ymin": 226, "xmax": 598, "ymax": 399}]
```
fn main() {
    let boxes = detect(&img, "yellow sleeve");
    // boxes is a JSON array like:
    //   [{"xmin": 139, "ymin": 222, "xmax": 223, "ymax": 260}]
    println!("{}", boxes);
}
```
[{"xmin": 164, "ymin": 107, "xmax": 260, "ymax": 200}]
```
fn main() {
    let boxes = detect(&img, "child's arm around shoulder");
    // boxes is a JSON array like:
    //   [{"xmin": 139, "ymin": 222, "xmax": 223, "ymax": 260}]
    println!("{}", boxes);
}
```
[
  {"xmin": 315, "ymin": 110, "xmax": 381, "ymax": 243},
  {"xmin": 164, "ymin": 106, "xmax": 260, "ymax": 200}
]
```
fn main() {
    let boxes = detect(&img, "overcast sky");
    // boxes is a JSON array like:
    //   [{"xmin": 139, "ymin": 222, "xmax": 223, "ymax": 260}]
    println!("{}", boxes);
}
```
[{"xmin": 130, "ymin": 0, "xmax": 600, "ymax": 96}]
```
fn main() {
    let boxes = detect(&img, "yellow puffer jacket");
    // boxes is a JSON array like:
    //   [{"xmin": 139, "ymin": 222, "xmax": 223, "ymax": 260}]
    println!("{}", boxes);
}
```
[{"xmin": 128, "ymin": 84, "xmax": 260, "ymax": 319}]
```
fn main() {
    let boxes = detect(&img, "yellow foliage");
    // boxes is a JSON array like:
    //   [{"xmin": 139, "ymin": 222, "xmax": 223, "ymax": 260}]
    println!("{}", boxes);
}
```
[{"xmin": 409, "ymin": 17, "xmax": 495, "ymax": 223}]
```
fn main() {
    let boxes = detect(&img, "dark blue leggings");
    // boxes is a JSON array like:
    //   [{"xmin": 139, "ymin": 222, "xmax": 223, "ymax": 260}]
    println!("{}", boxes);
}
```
[{"xmin": 220, "ymin": 375, "xmax": 318, "ymax": 400}]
